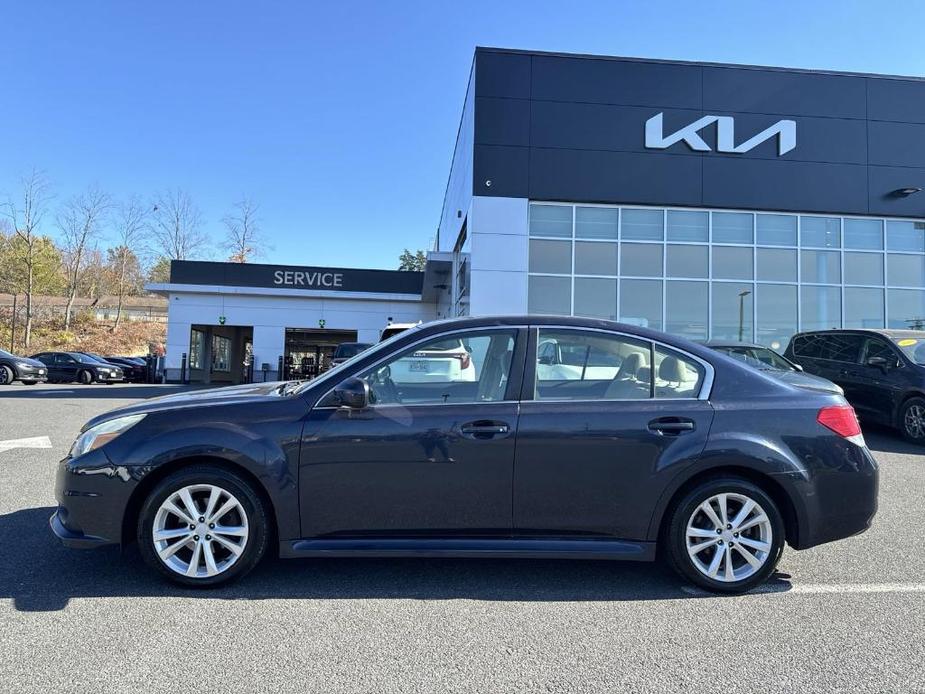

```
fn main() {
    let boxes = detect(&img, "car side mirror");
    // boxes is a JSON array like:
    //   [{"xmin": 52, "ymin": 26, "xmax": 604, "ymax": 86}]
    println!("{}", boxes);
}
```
[
  {"xmin": 867, "ymin": 356, "xmax": 890, "ymax": 370},
  {"xmin": 334, "ymin": 377, "xmax": 370, "ymax": 409}
]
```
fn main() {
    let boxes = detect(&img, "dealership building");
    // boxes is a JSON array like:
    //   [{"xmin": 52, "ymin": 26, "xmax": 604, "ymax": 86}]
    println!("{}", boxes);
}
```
[{"xmin": 150, "ymin": 47, "xmax": 925, "ymax": 383}]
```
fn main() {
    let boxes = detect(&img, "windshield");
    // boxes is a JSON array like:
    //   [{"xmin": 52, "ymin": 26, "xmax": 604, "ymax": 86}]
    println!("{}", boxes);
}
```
[
  {"xmin": 76, "ymin": 353, "xmax": 107, "ymax": 364},
  {"xmin": 716, "ymin": 346, "xmax": 794, "ymax": 371},
  {"xmin": 894, "ymin": 336, "xmax": 925, "ymax": 365},
  {"xmin": 292, "ymin": 327, "xmax": 420, "ymax": 394}
]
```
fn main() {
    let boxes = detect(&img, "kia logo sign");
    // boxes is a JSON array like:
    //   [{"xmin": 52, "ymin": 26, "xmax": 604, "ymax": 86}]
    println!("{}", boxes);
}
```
[{"xmin": 645, "ymin": 113, "xmax": 796, "ymax": 156}]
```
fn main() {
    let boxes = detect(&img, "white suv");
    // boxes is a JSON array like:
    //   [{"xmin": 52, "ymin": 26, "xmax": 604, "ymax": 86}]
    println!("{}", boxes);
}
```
[{"xmin": 390, "ymin": 338, "xmax": 477, "ymax": 383}]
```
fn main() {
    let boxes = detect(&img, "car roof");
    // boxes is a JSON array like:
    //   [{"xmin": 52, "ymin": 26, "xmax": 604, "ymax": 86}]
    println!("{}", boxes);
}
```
[
  {"xmin": 792, "ymin": 328, "xmax": 925, "ymax": 339},
  {"xmin": 703, "ymin": 341, "xmax": 770, "ymax": 350}
]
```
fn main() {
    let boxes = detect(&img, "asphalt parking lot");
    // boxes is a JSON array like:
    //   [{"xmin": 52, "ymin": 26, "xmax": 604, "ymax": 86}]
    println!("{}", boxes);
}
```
[{"xmin": 0, "ymin": 383, "xmax": 923, "ymax": 693}]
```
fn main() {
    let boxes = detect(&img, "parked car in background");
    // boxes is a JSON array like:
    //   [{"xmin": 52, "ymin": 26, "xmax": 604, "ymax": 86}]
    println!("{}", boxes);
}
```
[
  {"xmin": 329, "ymin": 342, "xmax": 373, "ymax": 368},
  {"xmin": 785, "ymin": 329, "xmax": 925, "ymax": 442},
  {"xmin": 704, "ymin": 341, "xmax": 842, "ymax": 395},
  {"xmin": 0, "ymin": 349, "xmax": 48, "ymax": 385},
  {"xmin": 31, "ymin": 351, "xmax": 124, "ymax": 384},
  {"xmin": 379, "ymin": 322, "xmax": 420, "ymax": 341},
  {"xmin": 388, "ymin": 336, "xmax": 478, "ymax": 383},
  {"xmin": 101, "ymin": 355, "xmax": 148, "ymax": 382},
  {"xmin": 51, "ymin": 316, "xmax": 877, "ymax": 594}
]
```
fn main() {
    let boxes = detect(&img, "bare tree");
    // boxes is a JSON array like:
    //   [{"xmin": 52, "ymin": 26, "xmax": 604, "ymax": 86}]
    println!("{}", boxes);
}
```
[
  {"xmin": 111, "ymin": 197, "xmax": 149, "ymax": 330},
  {"xmin": 58, "ymin": 186, "xmax": 110, "ymax": 331},
  {"xmin": 149, "ymin": 188, "xmax": 208, "ymax": 260},
  {"xmin": 1, "ymin": 169, "xmax": 54, "ymax": 348},
  {"xmin": 222, "ymin": 197, "xmax": 265, "ymax": 263}
]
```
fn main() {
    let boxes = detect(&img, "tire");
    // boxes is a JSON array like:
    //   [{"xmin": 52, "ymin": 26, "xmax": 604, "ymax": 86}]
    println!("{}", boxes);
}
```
[
  {"xmin": 664, "ymin": 477, "xmax": 785, "ymax": 594},
  {"xmin": 21, "ymin": 380, "xmax": 37, "ymax": 385},
  {"xmin": 137, "ymin": 466, "xmax": 269, "ymax": 587},
  {"xmin": 0, "ymin": 365, "xmax": 14, "ymax": 385},
  {"xmin": 78, "ymin": 369, "xmax": 93, "ymax": 385},
  {"xmin": 899, "ymin": 397, "xmax": 925, "ymax": 444}
]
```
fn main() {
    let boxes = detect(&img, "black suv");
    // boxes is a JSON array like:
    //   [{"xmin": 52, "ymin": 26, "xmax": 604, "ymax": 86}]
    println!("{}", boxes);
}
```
[{"xmin": 785, "ymin": 329, "xmax": 925, "ymax": 442}]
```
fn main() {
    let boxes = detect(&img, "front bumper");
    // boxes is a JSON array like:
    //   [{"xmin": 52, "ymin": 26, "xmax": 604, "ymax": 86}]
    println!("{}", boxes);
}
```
[
  {"xmin": 51, "ymin": 447, "xmax": 136, "ymax": 549},
  {"xmin": 95, "ymin": 370, "xmax": 124, "ymax": 382},
  {"xmin": 16, "ymin": 365, "xmax": 48, "ymax": 382}
]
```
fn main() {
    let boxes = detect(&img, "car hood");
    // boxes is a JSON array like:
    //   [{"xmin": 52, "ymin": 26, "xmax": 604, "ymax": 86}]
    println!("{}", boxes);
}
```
[
  {"xmin": 83, "ymin": 381, "xmax": 298, "ymax": 429},
  {"xmin": 15, "ymin": 356, "xmax": 46, "ymax": 368},
  {"xmin": 765, "ymin": 369, "xmax": 844, "ymax": 395}
]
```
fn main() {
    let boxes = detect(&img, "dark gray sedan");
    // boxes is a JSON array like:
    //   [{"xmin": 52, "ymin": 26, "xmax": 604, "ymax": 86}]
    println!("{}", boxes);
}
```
[{"xmin": 51, "ymin": 316, "xmax": 877, "ymax": 594}]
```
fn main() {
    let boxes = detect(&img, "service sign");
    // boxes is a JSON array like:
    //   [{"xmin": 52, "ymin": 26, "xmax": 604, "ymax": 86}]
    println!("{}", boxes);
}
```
[{"xmin": 169, "ymin": 260, "xmax": 424, "ymax": 295}]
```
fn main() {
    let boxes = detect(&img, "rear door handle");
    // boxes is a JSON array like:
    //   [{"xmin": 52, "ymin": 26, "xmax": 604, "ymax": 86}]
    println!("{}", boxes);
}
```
[
  {"xmin": 647, "ymin": 417, "xmax": 695, "ymax": 435},
  {"xmin": 460, "ymin": 420, "xmax": 511, "ymax": 439}
]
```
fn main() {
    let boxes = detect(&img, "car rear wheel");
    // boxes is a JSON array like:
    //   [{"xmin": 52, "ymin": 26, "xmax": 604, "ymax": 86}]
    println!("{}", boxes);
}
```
[
  {"xmin": 138, "ymin": 466, "xmax": 269, "ymax": 587},
  {"xmin": 21, "ymin": 380, "xmax": 37, "ymax": 385},
  {"xmin": 0, "ymin": 365, "xmax": 13, "ymax": 385},
  {"xmin": 899, "ymin": 397, "xmax": 925, "ymax": 444},
  {"xmin": 665, "ymin": 477, "xmax": 785, "ymax": 594},
  {"xmin": 78, "ymin": 369, "xmax": 93, "ymax": 385}
]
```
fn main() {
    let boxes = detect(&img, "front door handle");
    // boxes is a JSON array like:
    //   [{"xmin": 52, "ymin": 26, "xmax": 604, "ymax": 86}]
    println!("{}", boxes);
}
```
[
  {"xmin": 648, "ymin": 417, "xmax": 695, "ymax": 435},
  {"xmin": 460, "ymin": 420, "xmax": 511, "ymax": 439}
]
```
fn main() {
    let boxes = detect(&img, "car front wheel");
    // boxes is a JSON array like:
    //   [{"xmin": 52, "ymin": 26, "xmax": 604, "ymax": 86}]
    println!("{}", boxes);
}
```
[
  {"xmin": 138, "ymin": 466, "xmax": 269, "ymax": 586},
  {"xmin": 665, "ymin": 477, "xmax": 785, "ymax": 594},
  {"xmin": 78, "ymin": 369, "xmax": 94, "ymax": 385},
  {"xmin": 0, "ymin": 365, "xmax": 14, "ymax": 385}
]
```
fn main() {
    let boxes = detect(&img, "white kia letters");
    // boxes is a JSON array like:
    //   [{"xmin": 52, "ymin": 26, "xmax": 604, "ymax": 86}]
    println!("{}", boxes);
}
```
[{"xmin": 645, "ymin": 113, "xmax": 797, "ymax": 156}]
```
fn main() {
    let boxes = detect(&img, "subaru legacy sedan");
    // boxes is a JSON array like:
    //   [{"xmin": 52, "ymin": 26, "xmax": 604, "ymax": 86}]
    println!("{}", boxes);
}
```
[{"xmin": 50, "ymin": 316, "xmax": 878, "ymax": 593}]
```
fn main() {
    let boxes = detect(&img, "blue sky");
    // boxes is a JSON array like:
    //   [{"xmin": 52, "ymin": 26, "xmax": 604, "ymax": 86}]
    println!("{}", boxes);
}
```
[{"xmin": 2, "ymin": 1, "xmax": 923, "ymax": 269}]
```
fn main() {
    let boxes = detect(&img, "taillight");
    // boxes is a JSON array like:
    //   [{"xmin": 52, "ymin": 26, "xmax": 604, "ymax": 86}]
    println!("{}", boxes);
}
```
[{"xmin": 817, "ymin": 405, "xmax": 865, "ymax": 447}]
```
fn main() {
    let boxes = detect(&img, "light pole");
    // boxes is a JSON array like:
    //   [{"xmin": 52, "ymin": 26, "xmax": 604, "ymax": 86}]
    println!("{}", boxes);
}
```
[{"xmin": 738, "ymin": 289, "xmax": 751, "ymax": 342}]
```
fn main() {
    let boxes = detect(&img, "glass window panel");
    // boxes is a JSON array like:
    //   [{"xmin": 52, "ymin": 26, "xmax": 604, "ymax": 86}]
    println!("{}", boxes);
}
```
[
  {"xmin": 574, "ymin": 278, "xmax": 617, "ymax": 320},
  {"xmin": 801, "ymin": 286, "xmax": 841, "ymax": 331},
  {"xmin": 528, "ymin": 275, "xmax": 571, "ymax": 315},
  {"xmin": 666, "ymin": 281, "xmax": 707, "ymax": 340},
  {"xmin": 620, "ymin": 243, "xmax": 663, "ymax": 277},
  {"xmin": 211, "ymin": 335, "xmax": 231, "ymax": 371},
  {"xmin": 757, "ymin": 214, "xmax": 797, "ymax": 246},
  {"xmin": 800, "ymin": 217, "xmax": 841, "ymax": 248},
  {"xmin": 574, "ymin": 241, "xmax": 618, "ymax": 275},
  {"xmin": 712, "ymin": 246, "xmax": 753, "ymax": 280},
  {"xmin": 844, "ymin": 252, "xmax": 883, "ymax": 286},
  {"xmin": 756, "ymin": 248, "xmax": 797, "ymax": 282},
  {"xmin": 620, "ymin": 279, "xmax": 662, "ymax": 330},
  {"xmin": 711, "ymin": 283, "xmax": 753, "ymax": 342},
  {"xmin": 667, "ymin": 210, "xmax": 708, "ymax": 242},
  {"xmin": 801, "ymin": 250, "xmax": 841, "ymax": 284},
  {"xmin": 888, "ymin": 289, "xmax": 925, "ymax": 329},
  {"xmin": 845, "ymin": 218, "xmax": 884, "ymax": 250},
  {"xmin": 189, "ymin": 329, "xmax": 205, "ymax": 369},
  {"xmin": 654, "ymin": 345, "xmax": 704, "ymax": 399},
  {"xmin": 534, "ymin": 329, "xmax": 651, "ymax": 400},
  {"xmin": 887, "ymin": 253, "xmax": 925, "ymax": 287},
  {"xmin": 712, "ymin": 212, "xmax": 753, "ymax": 244},
  {"xmin": 575, "ymin": 207, "xmax": 618, "ymax": 239},
  {"xmin": 529, "ymin": 204, "xmax": 572, "ymax": 238},
  {"xmin": 886, "ymin": 220, "xmax": 925, "ymax": 252},
  {"xmin": 621, "ymin": 209, "xmax": 664, "ymax": 241},
  {"xmin": 529, "ymin": 239, "xmax": 571, "ymax": 274},
  {"xmin": 357, "ymin": 331, "xmax": 516, "ymax": 405},
  {"xmin": 756, "ymin": 284, "xmax": 797, "ymax": 350},
  {"xmin": 667, "ymin": 245, "xmax": 708, "ymax": 278},
  {"xmin": 845, "ymin": 288, "xmax": 884, "ymax": 329}
]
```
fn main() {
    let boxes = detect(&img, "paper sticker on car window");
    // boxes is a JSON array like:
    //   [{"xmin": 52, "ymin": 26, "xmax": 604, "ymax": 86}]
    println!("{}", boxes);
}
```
[{"xmin": 898, "ymin": 338, "xmax": 918, "ymax": 347}]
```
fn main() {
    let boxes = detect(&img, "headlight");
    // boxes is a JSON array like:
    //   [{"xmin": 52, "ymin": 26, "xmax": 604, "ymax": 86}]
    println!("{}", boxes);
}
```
[
  {"xmin": 16, "ymin": 361, "xmax": 34, "ymax": 368},
  {"xmin": 70, "ymin": 414, "xmax": 146, "ymax": 458}
]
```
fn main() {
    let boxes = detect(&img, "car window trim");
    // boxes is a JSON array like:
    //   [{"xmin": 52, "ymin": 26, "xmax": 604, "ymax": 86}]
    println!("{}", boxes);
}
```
[
  {"xmin": 312, "ymin": 325, "xmax": 528, "ymax": 410},
  {"xmin": 523, "ymin": 325, "xmax": 714, "ymax": 402}
]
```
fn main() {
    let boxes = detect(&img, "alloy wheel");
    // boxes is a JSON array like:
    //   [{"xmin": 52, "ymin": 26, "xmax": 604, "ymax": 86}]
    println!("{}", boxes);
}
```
[
  {"xmin": 905, "ymin": 404, "xmax": 925, "ymax": 439},
  {"xmin": 685, "ymin": 492, "xmax": 773, "ymax": 583},
  {"xmin": 0, "ymin": 367, "xmax": 10, "ymax": 385},
  {"xmin": 152, "ymin": 484, "xmax": 250, "ymax": 579}
]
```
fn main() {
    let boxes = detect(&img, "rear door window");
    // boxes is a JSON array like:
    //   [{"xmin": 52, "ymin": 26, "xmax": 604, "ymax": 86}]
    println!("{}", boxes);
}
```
[{"xmin": 820, "ymin": 334, "xmax": 864, "ymax": 363}]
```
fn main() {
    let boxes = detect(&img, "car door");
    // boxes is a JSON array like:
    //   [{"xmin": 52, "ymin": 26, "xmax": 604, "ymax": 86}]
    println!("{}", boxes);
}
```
[
  {"xmin": 843, "ymin": 337, "xmax": 905, "ymax": 424},
  {"xmin": 513, "ymin": 327, "xmax": 715, "ymax": 541},
  {"xmin": 816, "ymin": 334, "xmax": 866, "ymax": 410},
  {"xmin": 298, "ymin": 326, "xmax": 525, "ymax": 538},
  {"xmin": 56, "ymin": 353, "xmax": 80, "ymax": 382}
]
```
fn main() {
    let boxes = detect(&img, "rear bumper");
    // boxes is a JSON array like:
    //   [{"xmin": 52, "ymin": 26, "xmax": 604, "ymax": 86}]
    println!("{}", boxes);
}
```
[{"xmin": 789, "ymin": 441, "xmax": 879, "ymax": 550}]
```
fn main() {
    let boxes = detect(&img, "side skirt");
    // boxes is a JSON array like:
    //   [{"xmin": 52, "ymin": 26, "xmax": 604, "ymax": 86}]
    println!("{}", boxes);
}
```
[{"xmin": 279, "ymin": 537, "xmax": 656, "ymax": 561}]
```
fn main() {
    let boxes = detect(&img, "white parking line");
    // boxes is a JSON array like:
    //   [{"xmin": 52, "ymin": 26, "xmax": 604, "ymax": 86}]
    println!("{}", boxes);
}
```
[
  {"xmin": 683, "ymin": 582, "xmax": 925, "ymax": 597},
  {"xmin": 0, "ymin": 436, "xmax": 53, "ymax": 453}
]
